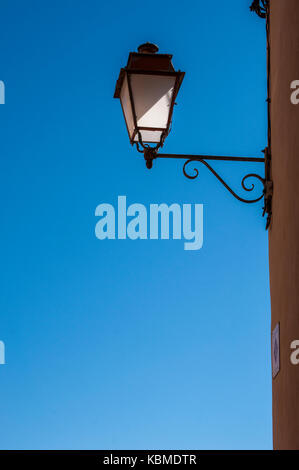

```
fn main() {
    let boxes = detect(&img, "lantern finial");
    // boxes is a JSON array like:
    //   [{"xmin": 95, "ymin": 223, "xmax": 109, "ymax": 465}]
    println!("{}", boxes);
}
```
[{"xmin": 137, "ymin": 43, "xmax": 159, "ymax": 54}]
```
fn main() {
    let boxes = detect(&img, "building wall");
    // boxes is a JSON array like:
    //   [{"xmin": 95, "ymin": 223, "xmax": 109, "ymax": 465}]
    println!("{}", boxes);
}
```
[{"xmin": 269, "ymin": 0, "xmax": 299, "ymax": 450}]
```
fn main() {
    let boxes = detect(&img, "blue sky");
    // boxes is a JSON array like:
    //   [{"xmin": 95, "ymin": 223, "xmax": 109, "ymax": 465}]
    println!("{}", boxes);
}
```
[{"xmin": 0, "ymin": 0, "xmax": 272, "ymax": 449}]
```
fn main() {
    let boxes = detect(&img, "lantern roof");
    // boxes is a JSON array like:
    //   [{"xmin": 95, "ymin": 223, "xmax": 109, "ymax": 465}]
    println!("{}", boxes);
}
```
[{"xmin": 114, "ymin": 43, "xmax": 181, "ymax": 99}]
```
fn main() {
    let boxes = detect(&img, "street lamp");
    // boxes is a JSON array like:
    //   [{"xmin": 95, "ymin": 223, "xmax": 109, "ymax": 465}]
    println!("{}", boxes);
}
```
[
  {"xmin": 114, "ymin": 42, "xmax": 185, "ymax": 149},
  {"xmin": 114, "ymin": 1, "xmax": 272, "ymax": 228}
]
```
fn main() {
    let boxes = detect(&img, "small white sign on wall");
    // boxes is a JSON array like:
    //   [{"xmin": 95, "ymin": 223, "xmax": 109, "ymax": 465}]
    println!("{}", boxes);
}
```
[{"xmin": 272, "ymin": 323, "xmax": 280, "ymax": 379}]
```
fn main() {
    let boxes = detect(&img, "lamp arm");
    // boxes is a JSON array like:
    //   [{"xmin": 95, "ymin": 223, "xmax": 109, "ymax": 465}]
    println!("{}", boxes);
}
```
[
  {"xmin": 144, "ymin": 149, "xmax": 265, "ymax": 203},
  {"xmin": 142, "ymin": 147, "xmax": 273, "ymax": 229}
]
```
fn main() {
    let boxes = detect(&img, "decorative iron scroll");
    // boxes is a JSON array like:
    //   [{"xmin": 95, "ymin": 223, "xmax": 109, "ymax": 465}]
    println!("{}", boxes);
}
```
[
  {"xmin": 182, "ymin": 159, "xmax": 265, "ymax": 204},
  {"xmin": 250, "ymin": 0, "xmax": 269, "ymax": 19}
]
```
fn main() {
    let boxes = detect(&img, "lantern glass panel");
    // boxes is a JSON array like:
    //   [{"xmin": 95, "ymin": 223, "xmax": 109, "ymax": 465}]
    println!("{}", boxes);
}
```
[
  {"xmin": 133, "ymin": 129, "xmax": 163, "ymax": 143},
  {"xmin": 120, "ymin": 74, "xmax": 135, "ymax": 140},
  {"xmin": 130, "ymin": 74, "xmax": 176, "ymax": 134}
]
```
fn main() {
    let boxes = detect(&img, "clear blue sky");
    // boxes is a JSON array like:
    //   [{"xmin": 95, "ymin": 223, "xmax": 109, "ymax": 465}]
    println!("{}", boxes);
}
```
[{"xmin": 0, "ymin": 0, "xmax": 272, "ymax": 449}]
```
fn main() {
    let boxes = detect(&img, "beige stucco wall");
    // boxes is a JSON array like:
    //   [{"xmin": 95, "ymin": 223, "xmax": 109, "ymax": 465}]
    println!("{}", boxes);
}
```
[{"xmin": 269, "ymin": 0, "xmax": 299, "ymax": 450}]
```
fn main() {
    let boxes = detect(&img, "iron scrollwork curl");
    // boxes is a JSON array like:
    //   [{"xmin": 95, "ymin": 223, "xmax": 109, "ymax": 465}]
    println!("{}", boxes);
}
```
[
  {"xmin": 250, "ymin": 0, "xmax": 269, "ymax": 19},
  {"xmin": 183, "ymin": 159, "xmax": 265, "ymax": 204}
]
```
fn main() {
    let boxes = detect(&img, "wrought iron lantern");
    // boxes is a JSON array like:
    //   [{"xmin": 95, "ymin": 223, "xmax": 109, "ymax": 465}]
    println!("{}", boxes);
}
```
[
  {"xmin": 114, "ymin": 42, "xmax": 185, "ymax": 148},
  {"xmin": 114, "ymin": 2, "xmax": 272, "ymax": 228}
]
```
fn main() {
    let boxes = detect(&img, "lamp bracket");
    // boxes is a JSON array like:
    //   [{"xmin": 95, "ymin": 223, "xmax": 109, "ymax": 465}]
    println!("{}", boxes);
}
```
[
  {"xmin": 142, "ymin": 147, "xmax": 273, "ymax": 229},
  {"xmin": 144, "ymin": 147, "xmax": 157, "ymax": 169}
]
